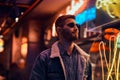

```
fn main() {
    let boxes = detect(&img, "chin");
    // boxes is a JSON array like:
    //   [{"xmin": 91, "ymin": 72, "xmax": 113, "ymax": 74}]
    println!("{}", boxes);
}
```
[
  {"xmin": 73, "ymin": 35, "xmax": 78, "ymax": 39},
  {"xmin": 70, "ymin": 37, "xmax": 78, "ymax": 41}
]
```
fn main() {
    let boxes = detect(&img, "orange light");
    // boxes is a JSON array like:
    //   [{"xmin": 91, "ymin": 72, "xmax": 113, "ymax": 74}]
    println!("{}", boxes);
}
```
[
  {"xmin": 104, "ymin": 28, "xmax": 119, "ymax": 41},
  {"xmin": 0, "ymin": 38, "xmax": 4, "ymax": 52},
  {"xmin": 22, "ymin": 37, "xmax": 28, "ymax": 43},
  {"xmin": 21, "ymin": 37, "xmax": 28, "ymax": 58},
  {"xmin": 21, "ymin": 43, "xmax": 28, "ymax": 58},
  {"xmin": 90, "ymin": 41, "xmax": 109, "ymax": 53}
]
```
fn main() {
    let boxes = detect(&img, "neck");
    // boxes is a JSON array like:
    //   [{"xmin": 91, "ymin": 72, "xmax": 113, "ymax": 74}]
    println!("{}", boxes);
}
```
[{"xmin": 59, "ymin": 39, "xmax": 75, "ymax": 55}]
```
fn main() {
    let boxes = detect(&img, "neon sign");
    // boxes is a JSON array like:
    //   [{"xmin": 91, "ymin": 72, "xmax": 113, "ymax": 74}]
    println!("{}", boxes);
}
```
[
  {"xmin": 66, "ymin": 0, "xmax": 84, "ymax": 15},
  {"xmin": 96, "ymin": 0, "xmax": 117, "ymax": 18},
  {"xmin": 75, "ymin": 7, "xmax": 96, "ymax": 25}
]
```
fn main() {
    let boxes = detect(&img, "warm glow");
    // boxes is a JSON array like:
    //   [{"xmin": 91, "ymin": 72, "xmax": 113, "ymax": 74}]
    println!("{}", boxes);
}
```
[
  {"xmin": 17, "ymin": 58, "xmax": 25, "ymax": 69},
  {"xmin": 52, "ymin": 23, "xmax": 57, "ymax": 37},
  {"xmin": 22, "ymin": 37, "xmax": 28, "ymax": 43},
  {"xmin": 0, "ymin": 47, "xmax": 4, "ymax": 53},
  {"xmin": 66, "ymin": 0, "xmax": 85, "ymax": 15},
  {"xmin": 47, "ymin": 30, "xmax": 51, "ymax": 40},
  {"xmin": 0, "ymin": 39, "xmax": 4, "ymax": 46},
  {"xmin": 0, "ymin": 38, "xmax": 4, "ymax": 52},
  {"xmin": 21, "ymin": 37, "xmax": 28, "ymax": 58},
  {"xmin": 52, "ymin": 13, "xmax": 63, "ymax": 37},
  {"xmin": 21, "ymin": 43, "xmax": 28, "ymax": 58}
]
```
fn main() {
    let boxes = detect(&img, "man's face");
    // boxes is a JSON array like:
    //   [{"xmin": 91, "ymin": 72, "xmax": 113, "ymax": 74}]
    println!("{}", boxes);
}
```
[{"xmin": 61, "ymin": 18, "xmax": 79, "ymax": 42}]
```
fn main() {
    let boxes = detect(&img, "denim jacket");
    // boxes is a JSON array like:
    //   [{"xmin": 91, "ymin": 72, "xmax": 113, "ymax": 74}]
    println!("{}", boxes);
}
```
[{"xmin": 30, "ymin": 41, "xmax": 92, "ymax": 80}]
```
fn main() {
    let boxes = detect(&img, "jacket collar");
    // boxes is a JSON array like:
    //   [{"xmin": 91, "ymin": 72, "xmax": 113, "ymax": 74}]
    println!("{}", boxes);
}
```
[{"xmin": 50, "ymin": 41, "xmax": 90, "ymax": 61}]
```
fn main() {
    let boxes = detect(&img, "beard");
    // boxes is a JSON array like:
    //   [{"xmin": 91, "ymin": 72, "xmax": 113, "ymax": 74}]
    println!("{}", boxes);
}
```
[{"xmin": 62, "ymin": 29, "xmax": 78, "ymax": 42}]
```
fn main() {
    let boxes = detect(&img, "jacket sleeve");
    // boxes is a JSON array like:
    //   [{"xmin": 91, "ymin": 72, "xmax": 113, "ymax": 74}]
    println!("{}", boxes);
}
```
[{"xmin": 29, "ymin": 54, "xmax": 47, "ymax": 80}]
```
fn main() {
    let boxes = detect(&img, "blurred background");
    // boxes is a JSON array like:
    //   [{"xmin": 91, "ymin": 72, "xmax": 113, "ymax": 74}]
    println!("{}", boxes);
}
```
[{"xmin": 0, "ymin": 0, "xmax": 120, "ymax": 80}]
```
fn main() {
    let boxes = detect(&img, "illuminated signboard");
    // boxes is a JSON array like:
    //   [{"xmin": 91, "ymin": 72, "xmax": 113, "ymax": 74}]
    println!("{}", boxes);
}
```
[
  {"xmin": 96, "ymin": 0, "xmax": 120, "ymax": 18},
  {"xmin": 75, "ymin": 6, "xmax": 96, "ymax": 25}
]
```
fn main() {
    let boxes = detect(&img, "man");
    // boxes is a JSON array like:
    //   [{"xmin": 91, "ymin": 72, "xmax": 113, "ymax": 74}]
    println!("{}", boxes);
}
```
[{"xmin": 30, "ymin": 15, "xmax": 92, "ymax": 80}]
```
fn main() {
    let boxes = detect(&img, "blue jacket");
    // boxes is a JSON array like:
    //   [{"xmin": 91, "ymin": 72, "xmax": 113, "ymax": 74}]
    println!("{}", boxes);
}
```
[{"xmin": 30, "ymin": 41, "xmax": 92, "ymax": 80}]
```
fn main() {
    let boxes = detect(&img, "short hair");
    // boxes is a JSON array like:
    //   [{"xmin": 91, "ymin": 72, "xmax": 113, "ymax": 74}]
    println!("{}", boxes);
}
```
[{"xmin": 55, "ymin": 15, "xmax": 75, "ymax": 28}]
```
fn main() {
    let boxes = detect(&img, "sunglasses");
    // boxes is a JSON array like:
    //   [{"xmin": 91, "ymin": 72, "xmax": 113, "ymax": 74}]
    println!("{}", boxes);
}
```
[{"xmin": 66, "ymin": 22, "xmax": 77, "ymax": 28}]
